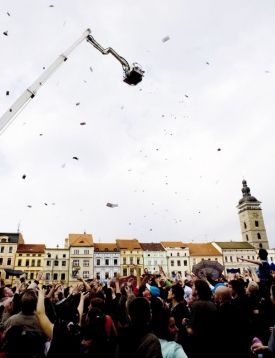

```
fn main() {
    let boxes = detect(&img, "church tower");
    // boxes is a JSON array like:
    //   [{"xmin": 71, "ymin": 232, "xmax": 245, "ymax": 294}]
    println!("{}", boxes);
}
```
[{"xmin": 237, "ymin": 179, "xmax": 269, "ymax": 249}]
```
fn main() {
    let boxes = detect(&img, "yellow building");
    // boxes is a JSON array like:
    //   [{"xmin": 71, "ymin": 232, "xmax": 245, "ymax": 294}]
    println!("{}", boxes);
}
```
[
  {"xmin": 116, "ymin": 239, "xmax": 143, "ymax": 276},
  {"xmin": 0, "ymin": 232, "xmax": 24, "ymax": 281},
  {"xmin": 14, "ymin": 244, "xmax": 45, "ymax": 281}
]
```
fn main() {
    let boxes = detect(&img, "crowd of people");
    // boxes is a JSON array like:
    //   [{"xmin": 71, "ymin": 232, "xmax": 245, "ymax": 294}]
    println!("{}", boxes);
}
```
[{"xmin": 0, "ymin": 248, "xmax": 275, "ymax": 358}]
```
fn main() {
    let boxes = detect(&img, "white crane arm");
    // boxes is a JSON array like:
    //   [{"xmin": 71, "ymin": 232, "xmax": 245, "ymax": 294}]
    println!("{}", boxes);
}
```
[{"xmin": 0, "ymin": 29, "xmax": 91, "ymax": 134}]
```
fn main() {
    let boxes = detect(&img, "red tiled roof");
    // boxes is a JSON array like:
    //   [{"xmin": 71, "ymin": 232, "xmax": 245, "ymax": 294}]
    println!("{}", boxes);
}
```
[
  {"xmin": 17, "ymin": 244, "xmax": 45, "ymax": 253},
  {"xmin": 140, "ymin": 243, "xmax": 165, "ymax": 251},
  {"xmin": 68, "ymin": 234, "xmax": 94, "ymax": 247},
  {"xmin": 116, "ymin": 239, "xmax": 141, "ymax": 250},
  {"xmin": 94, "ymin": 243, "xmax": 119, "ymax": 252},
  {"xmin": 161, "ymin": 241, "xmax": 186, "ymax": 249},
  {"xmin": 183, "ymin": 243, "xmax": 222, "ymax": 256}
]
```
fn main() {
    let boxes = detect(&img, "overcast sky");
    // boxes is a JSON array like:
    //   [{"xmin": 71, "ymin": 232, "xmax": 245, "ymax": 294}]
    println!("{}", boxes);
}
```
[{"xmin": 1, "ymin": 0, "xmax": 275, "ymax": 249}]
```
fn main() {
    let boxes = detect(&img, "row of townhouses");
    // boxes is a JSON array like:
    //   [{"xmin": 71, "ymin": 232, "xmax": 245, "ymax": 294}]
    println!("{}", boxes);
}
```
[{"xmin": 0, "ymin": 179, "xmax": 272, "ymax": 286}]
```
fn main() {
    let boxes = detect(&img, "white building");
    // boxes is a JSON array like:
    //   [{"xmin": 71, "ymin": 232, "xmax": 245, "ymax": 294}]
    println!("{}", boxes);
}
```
[
  {"xmin": 94, "ymin": 243, "xmax": 120, "ymax": 279},
  {"xmin": 161, "ymin": 241, "xmax": 190, "ymax": 276},
  {"xmin": 44, "ymin": 244, "xmax": 70, "ymax": 283},
  {"xmin": 140, "ymin": 243, "xmax": 168, "ymax": 274},
  {"xmin": 67, "ymin": 233, "xmax": 94, "ymax": 285}
]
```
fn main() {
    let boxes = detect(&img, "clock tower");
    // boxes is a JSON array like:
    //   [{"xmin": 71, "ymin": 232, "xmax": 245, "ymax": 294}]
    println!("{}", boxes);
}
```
[{"xmin": 237, "ymin": 179, "xmax": 269, "ymax": 249}]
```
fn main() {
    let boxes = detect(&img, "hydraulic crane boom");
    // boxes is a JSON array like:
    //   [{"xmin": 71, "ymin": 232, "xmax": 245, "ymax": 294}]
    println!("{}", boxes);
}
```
[{"xmin": 0, "ymin": 29, "xmax": 144, "ymax": 135}]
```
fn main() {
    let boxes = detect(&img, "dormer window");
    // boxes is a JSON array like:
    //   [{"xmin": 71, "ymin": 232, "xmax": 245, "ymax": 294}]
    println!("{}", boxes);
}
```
[
  {"xmin": 95, "ymin": 248, "xmax": 99, "ymax": 252},
  {"xmin": 105, "ymin": 248, "xmax": 109, "ymax": 252}
]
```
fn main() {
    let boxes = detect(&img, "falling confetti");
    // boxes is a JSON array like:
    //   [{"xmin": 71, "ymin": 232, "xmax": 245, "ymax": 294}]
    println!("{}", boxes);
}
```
[
  {"xmin": 90, "ymin": 67, "xmax": 93, "ymax": 72},
  {"xmin": 217, "ymin": 148, "xmax": 221, "ymax": 151},
  {"xmin": 22, "ymin": 175, "xmax": 26, "ymax": 179},
  {"xmin": 27, "ymin": 205, "xmax": 32, "ymax": 208},
  {"xmin": 121, "ymin": 106, "xmax": 124, "ymax": 110},
  {"xmin": 6, "ymin": 91, "xmax": 9, "ymax": 96},
  {"xmin": 62, "ymin": 163, "xmax": 65, "ymax": 168},
  {"xmin": 106, "ymin": 203, "xmax": 118, "ymax": 208},
  {"xmin": 73, "ymin": 157, "xmax": 79, "ymax": 160},
  {"xmin": 49, "ymin": 5, "xmax": 54, "ymax": 7},
  {"xmin": 7, "ymin": 13, "xmax": 10, "ymax": 16},
  {"xmin": 206, "ymin": 62, "xmax": 209, "ymax": 65},
  {"xmin": 3, "ymin": 31, "xmax": 8, "ymax": 36},
  {"xmin": 63, "ymin": 21, "xmax": 66, "ymax": 26},
  {"xmin": 162, "ymin": 36, "xmax": 170, "ymax": 43},
  {"xmin": 80, "ymin": 122, "xmax": 86, "ymax": 125},
  {"xmin": 76, "ymin": 103, "xmax": 80, "ymax": 106},
  {"xmin": 45, "ymin": 203, "xmax": 48, "ymax": 206},
  {"xmin": 39, "ymin": 134, "xmax": 43, "ymax": 136}
]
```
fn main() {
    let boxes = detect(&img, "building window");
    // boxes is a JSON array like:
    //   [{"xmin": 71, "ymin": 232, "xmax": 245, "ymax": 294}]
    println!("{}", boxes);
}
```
[
  {"xmin": 31, "ymin": 260, "xmax": 35, "ymax": 266},
  {"xmin": 259, "ymin": 243, "xmax": 263, "ymax": 248},
  {"xmin": 45, "ymin": 273, "xmax": 50, "ymax": 280},
  {"xmin": 54, "ymin": 260, "xmax": 58, "ymax": 266},
  {"xmin": 255, "ymin": 221, "xmax": 259, "ymax": 227},
  {"xmin": 123, "ymin": 268, "xmax": 127, "ymax": 276},
  {"xmin": 46, "ymin": 260, "xmax": 51, "ymax": 266},
  {"xmin": 18, "ymin": 259, "xmax": 22, "ymax": 266},
  {"xmin": 7, "ymin": 258, "xmax": 11, "ymax": 266},
  {"xmin": 32, "ymin": 254, "xmax": 36, "ymax": 257},
  {"xmin": 19, "ymin": 254, "xmax": 22, "ymax": 256},
  {"xmin": 84, "ymin": 250, "xmax": 89, "ymax": 255},
  {"xmin": 177, "ymin": 252, "xmax": 180, "ymax": 257},
  {"xmin": 114, "ymin": 259, "xmax": 118, "ymax": 265},
  {"xmin": 171, "ymin": 260, "xmax": 174, "ymax": 267},
  {"xmin": 83, "ymin": 260, "xmax": 89, "ymax": 267},
  {"xmin": 105, "ymin": 272, "xmax": 109, "ymax": 279},
  {"xmin": 26, "ymin": 254, "xmax": 30, "ymax": 256},
  {"xmin": 26, "ymin": 259, "xmax": 29, "ymax": 266},
  {"xmin": 244, "ymin": 222, "xmax": 247, "ymax": 229},
  {"xmin": 73, "ymin": 260, "xmax": 79, "ymax": 266},
  {"xmin": 184, "ymin": 260, "xmax": 187, "ymax": 266},
  {"xmin": 170, "ymin": 253, "xmax": 172, "ymax": 257},
  {"xmin": 130, "ymin": 268, "xmax": 134, "ymax": 275},
  {"xmin": 30, "ymin": 273, "xmax": 34, "ymax": 280},
  {"xmin": 0, "ymin": 247, "xmax": 4, "ymax": 253},
  {"xmin": 257, "ymin": 233, "xmax": 261, "ymax": 240},
  {"xmin": 63, "ymin": 254, "xmax": 66, "ymax": 258},
  {"xmin": 61, "ymin": 273, "xmax": 66, "ymax": 280},
  {"xmin": 225, "ymin": 256, "xmax": 228, "ymax": 262},
  {"xmin": 1, "ymin": 239, "xmax": 6, "ymax": 243},
  {"xmin": 0, "ymin": 258, "xmax": 2, "ymax": 265},
  {"xmin": 193, "ymin": 258, "xmax": 196, "ymax": 265},
  {"xmin": 123, "ymin": 258, "xmax": 126, "ymax": 265},
  {"xmin": 83, "ymin": 271, "xmax": 89, "ymax": 278},
  {"xmin": 252, "ymin": 256, "xmax": 255, "ymax": 260},
  {"xmin": 130, "ymin": 257, "xmax": 133, "ymax": 265},
  {"xmin": 230, "ymin": 256, "xmax": 233, "ymax": 262},
  {"xmin": 105, "ymin": 259, "xmax": 109, "ymax": 266},
  {"xmin": 47, "ymin": 253, "xmax": 51, "ymax": 258},
  {"xmin": 96, "ymin": 259, "xmax": 100, "ymax": 266},
  {"xmin": 53, "ymin": 273, "xmax": 58, "ymax": 280},
  {"xmin": 248, "ymin": 256, "xmax": 250, "ymax": 260},
  {"xmin": 37, "ymin": 260, "xmax": 41, "ymax": 266},
  {"xmin": 154, "ymin": 260, "xmax": 157, "ymax": 265},
  {"xmin": 177, "ymin": 260, "xmax": 181, "ymax": 266},
  {"xmin": 148, "ymin": 260, "xmax": 151, "ymax": 265},
  {"xmin": 96, "ymin": 272, "xmax": 100, "ymax": 280},
  {"xmin": 8, "ymin": 247, "xmax": 12, "ymax": 253},
  {"xmin": 137, "ymin": 258, "xmax": 140, "ymax": 264},
  {"xmin": 246, "ymin": 234, "xmax": 249, "ymax": 241},
  {"xmin": 38, "ymin": 254, "xmax": 41, "ymax": 257},
  {"xmin": 74, "ymin": 250, "xmax": 79, "ymax": 255}
]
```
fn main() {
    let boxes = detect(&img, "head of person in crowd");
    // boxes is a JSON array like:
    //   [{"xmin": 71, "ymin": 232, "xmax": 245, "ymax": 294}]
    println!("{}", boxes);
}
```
[
  {"xmin": 89, "ymin": 297, "xmax": 105, "ymax": 312},
  {"xmin": 192, "ymin": 279, "xmax": 212, "ymax": 300},
  {"xmin": 187, "ymin": 294, "xmax": 195, "ymax": 309},
  {"xmin": 142, "ymin": 288, "xmax": 151, "ymax": 301},
  {"xmin": 128, "ymin": 297, "xmax": 151, "ymax": 326},
  {"xmin": 20, "ymin": 289, "xmax": 38, "ymax": 315},
  {"xmin": 168, "ymin": 284, "xmax": 184, "ymax": 304},
  {"xmin": 1, "ymin": 325, "xmax": 26, "ymax": 357},
  {"xmin": 0, "ymin": 286, "xmax": 13, "ymax": 300},
  {"xmin": 258, "ymin": 248, "xmax": 268, "ymax": 260},
  {"xmin": 214, "ymin": 286, "xmax": 232, "ymax": 307},
  {"xmin": 159, "ymin": 278, "xmax": 166, "ymax": 287},
  {"xmin": 58, "ymin": 301, "xmax": 80, "ymax": 326},
  {"xmin": 153, "ymin": 309, "xmax": 179, "ymax": 342},
  {"xmin": 228, "ymin": 279, "xmax": 245, "ymax": 298},
  {"xmin": 246, "ymin": 281, "xmax": 259, "ymax": 298}
]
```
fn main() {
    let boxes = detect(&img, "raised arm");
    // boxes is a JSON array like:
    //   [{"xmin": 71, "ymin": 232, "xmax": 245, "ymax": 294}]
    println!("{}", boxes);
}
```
[{"xmin": 36, "ymin": 289, "xmax": 54, "ymax": 340}]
